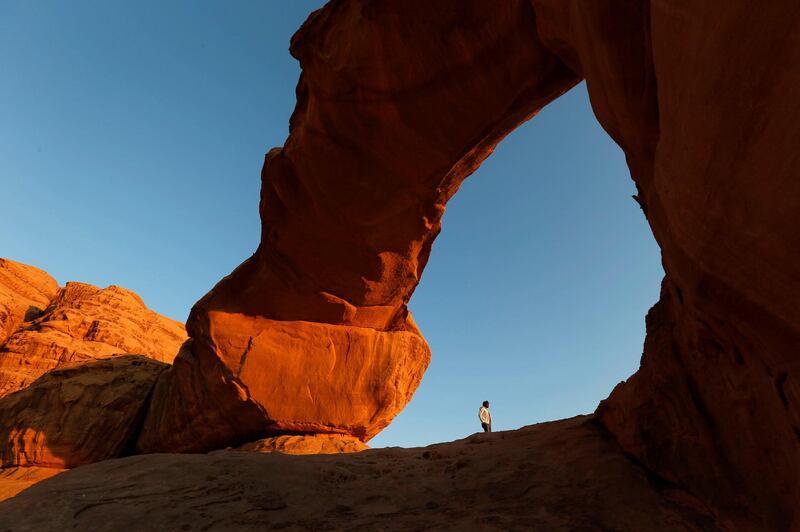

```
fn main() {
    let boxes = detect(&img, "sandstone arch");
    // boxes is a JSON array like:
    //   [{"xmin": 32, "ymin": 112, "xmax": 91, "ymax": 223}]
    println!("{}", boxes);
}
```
[{"xmin": 137, "ymin": 1, "xmax": 800, "ymax": 528}]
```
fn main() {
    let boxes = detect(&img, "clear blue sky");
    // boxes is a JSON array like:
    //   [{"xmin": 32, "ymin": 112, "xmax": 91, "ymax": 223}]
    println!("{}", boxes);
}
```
[{"xmin": 1, "ymin": 1, "xmax": 663, "ymax": 448}]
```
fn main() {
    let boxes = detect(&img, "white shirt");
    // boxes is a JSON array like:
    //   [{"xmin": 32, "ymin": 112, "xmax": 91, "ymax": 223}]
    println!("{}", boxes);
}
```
[{"xmin": 478, "ymin": 406, "xmax": 491, "ymax": 424}]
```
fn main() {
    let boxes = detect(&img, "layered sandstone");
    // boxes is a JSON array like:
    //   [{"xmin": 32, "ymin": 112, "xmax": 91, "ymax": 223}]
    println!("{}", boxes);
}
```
[
  {"xmin": 0, "ymin": 355, "xmax": 167, "ymax": 468},
  {"xmin": 0, "ymin": 260, "xmax": 186, "ymax": 397}
]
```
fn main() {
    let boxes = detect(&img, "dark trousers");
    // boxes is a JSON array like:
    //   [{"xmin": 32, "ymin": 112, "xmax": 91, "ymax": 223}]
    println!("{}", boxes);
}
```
[{"xmin": 481, "ymin": 422, "xmax": 491, "ymax": 433}]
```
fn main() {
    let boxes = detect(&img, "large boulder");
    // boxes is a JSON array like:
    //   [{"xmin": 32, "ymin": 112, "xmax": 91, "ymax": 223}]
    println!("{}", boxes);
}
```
[
  {"xmin": 0, "ymin": 355, "xmax": 167, "ymax": 468},
  {"xmin": 0, "ymin": 261, "xmax": 187, "ymax": 397},
  {"xmin": 137, "ymin": 320, "xmax": 429, "ymax": 452}
]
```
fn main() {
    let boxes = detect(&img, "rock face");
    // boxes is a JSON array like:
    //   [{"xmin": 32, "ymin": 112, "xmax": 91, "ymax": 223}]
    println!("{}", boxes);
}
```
[
  {"xmin": 0, "ymin": 259, "xmax": 186, "ymax": 397},
  {"xmin": 0, "ymin": 417, "xmax": 722, "ymax": 531},
  {"xmin": 0, "ymin": 355, "xmax": 167, "ymax": 468},
  {"xmin": 136, "ymin": 0, "xmax": 799, "ymax": 528},
  {"xmin": 530, "ymin": 3, "xmax": 800, "ymax": 529},
  {"xmin": 0, "ymin": 259, "xmax": 59, "ymax": 346},
  {"xmin": 0, "ymin": 467, "xmax": 63, "ymax": 503},
  {"xmin": 137, "ymin": 321, "xmax": 429, "ymax": 452},
  {"xmin": 235, "ymin": 434, "xmax": 368, "ymax": 455}
]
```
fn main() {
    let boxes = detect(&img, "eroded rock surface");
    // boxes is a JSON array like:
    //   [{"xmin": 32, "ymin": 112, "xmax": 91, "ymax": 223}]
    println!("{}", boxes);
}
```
[
  {"xmin": 0, "ymin": 355, "xmax": 167, "ymax": 468},
  {"xmin": 0, "ymin": 417, "xmax": 722, "ymax": 531},
  {"xmin": 0, "ymin": 467, "xmax": 64, "ymax": 503},
  {"xmin": 0, "ymin": 260, "xmax": 186, "ymax": 397},
  {"xmin": 235, "ymin": 434, "xmax": 368, "ymax": 455},
  {"xmin": 0, "ymin": 259, "xmax": 59, "ymax": 345},
  {"xmin": 529, "ymin": 3, "xmax": 800, "ymax": 529}
]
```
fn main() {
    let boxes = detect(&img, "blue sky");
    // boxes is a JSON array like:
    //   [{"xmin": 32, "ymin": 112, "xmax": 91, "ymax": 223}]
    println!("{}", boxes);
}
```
[{"xmin": 1, "ymin": 1, "xmax": 663, "ymax": 448}]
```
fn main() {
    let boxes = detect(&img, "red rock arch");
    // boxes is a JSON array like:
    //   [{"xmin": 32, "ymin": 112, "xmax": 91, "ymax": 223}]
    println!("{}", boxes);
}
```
[{"xmin": 138, "ymin": 1, "xmax": 800, "ymax": 528}]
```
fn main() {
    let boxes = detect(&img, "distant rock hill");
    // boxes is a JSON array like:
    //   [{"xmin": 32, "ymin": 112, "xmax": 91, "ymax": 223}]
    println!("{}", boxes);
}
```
[{"xmin": 0, "ymin": 258, "xmax": 186, "ymax": 398}]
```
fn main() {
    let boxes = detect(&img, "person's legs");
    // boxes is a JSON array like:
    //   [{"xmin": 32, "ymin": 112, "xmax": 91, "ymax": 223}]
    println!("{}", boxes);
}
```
[{"xmin": 481, "ymin": 423, "xmax": 490, "ymax": 433}]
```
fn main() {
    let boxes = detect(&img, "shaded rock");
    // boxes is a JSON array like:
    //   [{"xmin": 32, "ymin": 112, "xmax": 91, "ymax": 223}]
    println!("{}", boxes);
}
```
[
  {"xmin": 527, "ymin": 2, "xmax": 800, "ymax": 528},
  {"xmin": 0, "ymin": 355, "xmax": 167, "ymax": 468},
  {"xmin": 0, "ymin": 265, "xmax": 187, "ymax": 397},
  {"xmin": 0, "ymin": 467, "xmax": 64, "ymax": 503},
  {"xmin": 0, "ymin": 417, "xmax": 723, "ymax": 531},
  {"xmin": 235, "ymin": 434, "xmax": 368, "ymax": 455},
  {"xmin": 0, "ymin": 259, "xmax": 59, "ymax": 345}
]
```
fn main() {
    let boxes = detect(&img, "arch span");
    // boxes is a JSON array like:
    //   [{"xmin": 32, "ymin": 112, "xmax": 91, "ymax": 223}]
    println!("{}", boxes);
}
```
[{"xmin": 137, "ymin": 1, "xmax": 800, "ymax": 528}]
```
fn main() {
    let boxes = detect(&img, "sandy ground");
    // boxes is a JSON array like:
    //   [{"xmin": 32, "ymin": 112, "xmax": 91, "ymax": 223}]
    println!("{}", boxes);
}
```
[{"xmin": 0, "ymin": 416, "xmax": 723, "ymax": 531}]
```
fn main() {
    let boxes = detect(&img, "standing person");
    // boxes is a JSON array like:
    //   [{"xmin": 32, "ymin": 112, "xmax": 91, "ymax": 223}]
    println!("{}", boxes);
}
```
[{"xmin": 478, "ymin": 400, "xmax": 492, "ymax": 432}]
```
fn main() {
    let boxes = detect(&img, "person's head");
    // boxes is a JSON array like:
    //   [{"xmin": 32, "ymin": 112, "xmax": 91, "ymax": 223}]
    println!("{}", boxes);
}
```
[{"xmin": 482, "ymin": 400, "xmax": 489, "ymax": 408}]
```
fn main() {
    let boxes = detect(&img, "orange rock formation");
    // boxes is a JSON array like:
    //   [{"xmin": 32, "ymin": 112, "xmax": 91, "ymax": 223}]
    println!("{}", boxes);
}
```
[
  {"xmin": 1, "ymin": 1, "xmax": 798, "ymax": 529},
  {"xmin": 234, "ymin": 434, "xmax": 368, "ymax": 455},
  {"xmin": 1, "ymin": 355, "xmax": 167, "ymax": 468},
  {"xmin": 135, "ymin": 1, "xmax": 800, "ymax": 527},
  {"xmin": 0, "ymin": 466, "xmax": 63, "ymax": 503},
  {"xmin": 0, "ymin": 259, "xmax": 59, "ymax": 346},
  {"xmin": 0, "ymin": 259, "xmax": 186, "ymax": 397},
  {"xmin": 0, "ymin": 260, "xmax": 187, "ymax": 495}
]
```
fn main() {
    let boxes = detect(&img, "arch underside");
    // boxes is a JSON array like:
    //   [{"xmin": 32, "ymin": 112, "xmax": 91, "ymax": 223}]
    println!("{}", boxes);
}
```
[{"xmin": 136, "ymin": 1, "xmax": 800, "ymax": 528}]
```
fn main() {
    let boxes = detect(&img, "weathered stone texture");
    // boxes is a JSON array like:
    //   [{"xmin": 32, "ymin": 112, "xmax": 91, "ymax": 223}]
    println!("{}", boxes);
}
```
[{"xmin": 0, "ymin": 259, "xmax": 186, "ymax": 397}]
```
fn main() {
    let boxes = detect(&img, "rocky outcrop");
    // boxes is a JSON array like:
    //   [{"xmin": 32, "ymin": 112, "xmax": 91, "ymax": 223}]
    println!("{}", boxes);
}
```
[
  {"xmin": 235, "ymin": 434, "xmax": 368, "ymax": 455},
  {"xmin": 0, "ymin": 417, "xmax": 722, "ymax": 531},
  {"xmin": 0, "ymin": 259, "xmax": 186, "ymax": 397},
  {"xmin": 0, "ymin": 259, "xmax": 59, "ymax": 346},
  {"xmin": 135, "ymin": 0, "xmax": 799, "ymax": 527},
  {"xmin": 0, "ymin": 355, "xmax": 167, "ymax": 468},
  {"xmin": 0, "ymin": 259, "xmax": 185, "ymax": 475}
]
